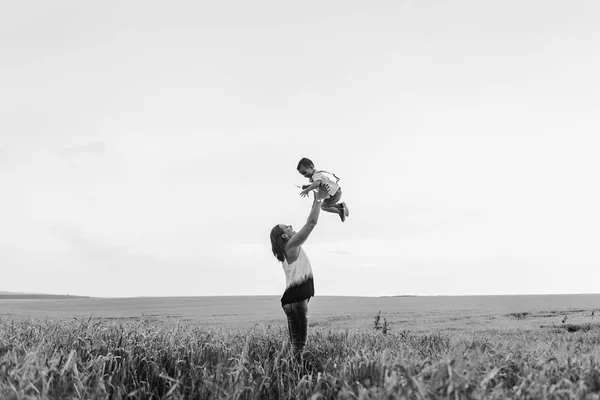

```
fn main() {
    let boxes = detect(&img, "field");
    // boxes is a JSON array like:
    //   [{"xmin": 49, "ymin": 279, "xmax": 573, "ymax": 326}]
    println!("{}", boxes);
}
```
[{"xmin": 1, "ymin": 294, "xmax": 600, "ymax": 399}]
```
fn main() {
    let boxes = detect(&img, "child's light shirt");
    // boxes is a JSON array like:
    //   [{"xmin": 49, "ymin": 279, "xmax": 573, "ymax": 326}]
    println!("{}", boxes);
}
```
[{"xmin": 310, "ymin": 170, "xmax": 340, "ymax": 197}]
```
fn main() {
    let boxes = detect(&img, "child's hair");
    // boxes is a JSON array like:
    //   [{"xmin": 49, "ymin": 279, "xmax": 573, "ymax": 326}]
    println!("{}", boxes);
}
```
[
  {"xmin": 296, "ymin": 158, "xmax": 314, "ymax": 171},
  {"xmin": 270, "ymin": 225, "xmax": 286, "ymax": 262}
]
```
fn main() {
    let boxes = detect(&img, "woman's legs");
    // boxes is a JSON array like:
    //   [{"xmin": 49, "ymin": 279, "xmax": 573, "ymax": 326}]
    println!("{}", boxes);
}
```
[{"xmin": 282, "ymin": 299, "xmax": 309, "ymax": 362}]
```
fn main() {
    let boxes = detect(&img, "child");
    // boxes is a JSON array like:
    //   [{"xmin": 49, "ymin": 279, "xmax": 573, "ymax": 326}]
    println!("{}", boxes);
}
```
[{"xmin": 297, "ymin": 157, "xmax": 350, "ymax": 222}]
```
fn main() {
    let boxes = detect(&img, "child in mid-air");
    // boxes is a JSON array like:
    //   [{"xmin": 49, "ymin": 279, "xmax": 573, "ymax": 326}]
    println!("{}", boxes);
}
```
[{"xmin": 297, "ymin": 157, "xmax": 350, "ymax": 222}]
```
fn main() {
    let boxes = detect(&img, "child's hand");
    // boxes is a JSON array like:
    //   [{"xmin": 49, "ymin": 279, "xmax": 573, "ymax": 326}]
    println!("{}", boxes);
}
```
[{"xmin": 299, "ymin": 189, "xmax": 310, "ymax": 198}]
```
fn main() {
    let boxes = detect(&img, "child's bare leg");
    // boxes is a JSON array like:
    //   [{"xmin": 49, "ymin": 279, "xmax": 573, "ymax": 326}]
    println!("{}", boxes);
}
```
[
  {"xmin": 322, "ymin": 204, "xmax": 347, "ymax": 222},
  {"xmin": 321, "ymin": 205, "xmax": 342, "ymax": 215}
]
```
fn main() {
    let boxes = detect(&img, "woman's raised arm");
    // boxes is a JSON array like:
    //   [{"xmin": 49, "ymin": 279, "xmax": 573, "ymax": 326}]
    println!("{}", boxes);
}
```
[{"xmin": 285, "ymin": 185, "xmax": 329, "ymax": 252}]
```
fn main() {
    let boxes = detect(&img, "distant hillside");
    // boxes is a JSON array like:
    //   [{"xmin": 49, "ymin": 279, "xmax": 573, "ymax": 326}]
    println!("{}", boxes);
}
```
[{"xmin": 0, "ymin": 292, "xmax": 89, "ymax": 300}]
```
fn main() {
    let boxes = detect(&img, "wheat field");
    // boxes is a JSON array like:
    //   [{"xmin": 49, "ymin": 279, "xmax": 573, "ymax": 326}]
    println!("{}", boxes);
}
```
[{"xmin": 1, "ymin": 295, "xmax": 600, "ymax": 399}]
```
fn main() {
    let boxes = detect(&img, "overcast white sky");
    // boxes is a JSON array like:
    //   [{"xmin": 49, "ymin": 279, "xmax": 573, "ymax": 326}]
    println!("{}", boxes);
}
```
[{"xmin": 1, "ymin": 0, "xmax": 599, "ymax": 297}]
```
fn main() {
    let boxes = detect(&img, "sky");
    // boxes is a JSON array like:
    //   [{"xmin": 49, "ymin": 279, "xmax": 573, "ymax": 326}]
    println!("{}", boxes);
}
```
[{"xmin": 1, "ymin": 0, "xmax": 599, "ymax": 297}]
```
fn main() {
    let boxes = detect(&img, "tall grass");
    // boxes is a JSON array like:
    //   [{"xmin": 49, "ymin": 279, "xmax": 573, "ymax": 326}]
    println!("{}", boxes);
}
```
[{"xmin": 1, "ymin": 317, "xmax": 600, "ymax": 399}]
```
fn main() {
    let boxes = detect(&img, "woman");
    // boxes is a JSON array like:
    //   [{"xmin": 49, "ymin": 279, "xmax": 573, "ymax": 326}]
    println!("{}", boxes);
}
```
[{"xmin": 269, "ymin": 186, "xmax": 329, "ymax": 362}]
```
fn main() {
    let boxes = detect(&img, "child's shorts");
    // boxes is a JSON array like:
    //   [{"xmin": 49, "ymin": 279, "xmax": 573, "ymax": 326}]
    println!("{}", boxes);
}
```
[{"xmin": 322, "ymin": 188, "xmax": 342, "ymax": 207}]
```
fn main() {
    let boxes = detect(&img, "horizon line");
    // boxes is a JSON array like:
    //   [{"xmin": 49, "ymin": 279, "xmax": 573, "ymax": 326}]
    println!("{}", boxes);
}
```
[{"xmin": 2, "ymin": 292, "xmax": 600, "ymax": 299}]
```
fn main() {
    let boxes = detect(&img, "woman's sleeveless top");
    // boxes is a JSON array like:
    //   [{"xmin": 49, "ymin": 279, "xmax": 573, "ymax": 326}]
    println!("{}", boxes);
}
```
[{"xmin": 281, "ymin": 247, "xmax": 314, "ymax": 305}]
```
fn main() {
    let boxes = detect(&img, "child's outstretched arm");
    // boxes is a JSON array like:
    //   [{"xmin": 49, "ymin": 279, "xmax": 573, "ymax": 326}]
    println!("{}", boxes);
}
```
[{"xmin": 299, "ymin": 181, "xmax": 321, "ymax": 197}]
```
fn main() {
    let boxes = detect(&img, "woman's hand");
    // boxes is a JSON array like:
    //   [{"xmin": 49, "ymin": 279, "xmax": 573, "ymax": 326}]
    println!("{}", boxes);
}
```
[{"xmin": 315, "ymin": 184, "xmax": 330, "ymax": 200}]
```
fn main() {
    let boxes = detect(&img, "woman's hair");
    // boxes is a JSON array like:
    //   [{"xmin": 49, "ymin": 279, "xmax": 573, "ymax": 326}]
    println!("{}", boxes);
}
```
[
  {"xmin": 270, "ymin": 225, "xmax": 287, "ymax": 262},
  {"xmin": 296, "ymin": 157, "xmax": 314, "ymax": 170}
]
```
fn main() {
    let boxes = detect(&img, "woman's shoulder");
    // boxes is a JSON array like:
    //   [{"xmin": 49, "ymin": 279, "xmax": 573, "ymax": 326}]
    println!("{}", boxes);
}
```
[{"xmin": 284, "ymin": 245, "xmax": 302, "ymax": 264}]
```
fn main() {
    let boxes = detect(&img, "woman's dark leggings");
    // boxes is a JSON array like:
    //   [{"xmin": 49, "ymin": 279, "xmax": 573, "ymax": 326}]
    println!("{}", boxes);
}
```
[{"xmin": 282, "ymin": 298, "xmax": 309, "ymax": 361}]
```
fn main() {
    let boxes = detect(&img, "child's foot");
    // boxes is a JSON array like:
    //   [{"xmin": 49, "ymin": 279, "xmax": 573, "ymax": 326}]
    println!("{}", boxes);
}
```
[
  {"xmin": 339, "ymin": 203, "xmax": 349, "ymax": 222},
  {"xmin": 341, "ymin": 202, "xmax": 349, "ymax": 217}
]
